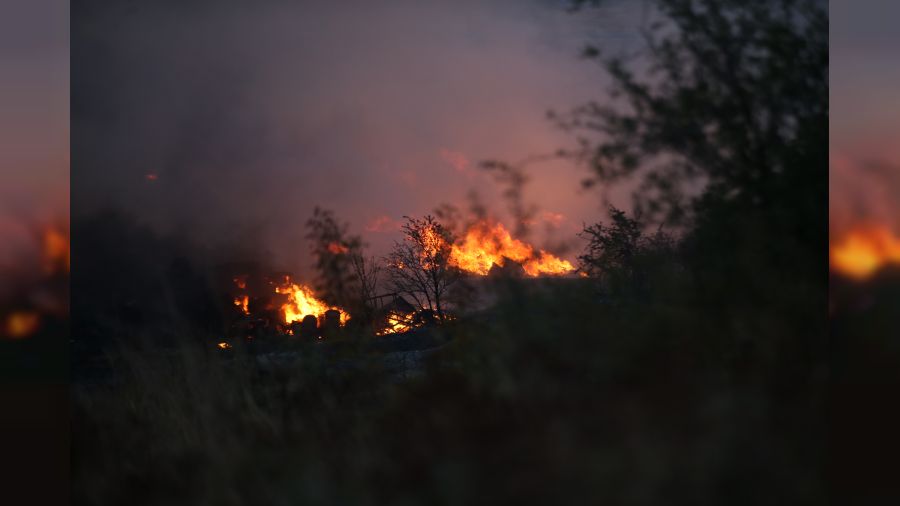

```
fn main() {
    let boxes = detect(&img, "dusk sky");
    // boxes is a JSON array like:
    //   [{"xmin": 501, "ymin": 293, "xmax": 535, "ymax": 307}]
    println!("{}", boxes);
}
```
[
  {"xmin": 72, "ymin": 0, "xmax": 646, "ymax": 275},
  {"xmin": 830, "ymin": 0, "xmax": 900, "ymax": 236},
  {"xmin": 0, "ymin": 0, "xmax": 68, "ymax": 272}
]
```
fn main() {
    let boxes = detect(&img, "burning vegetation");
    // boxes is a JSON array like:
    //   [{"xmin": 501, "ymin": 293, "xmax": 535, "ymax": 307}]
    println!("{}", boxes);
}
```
[
  {"xmin": 831, "ymin": 225, "xmax": 900, "ymax": 280},
  {"xmin": 219, "ymin": 214, "xmax": 576, "ymax": 343},
  {"xmin": 449, "ymin": 220, "xmax": 574, "ymax": 276},
  {"xmin": 1, "ymin": 224, "xmax": 70, "ymax": 341}
]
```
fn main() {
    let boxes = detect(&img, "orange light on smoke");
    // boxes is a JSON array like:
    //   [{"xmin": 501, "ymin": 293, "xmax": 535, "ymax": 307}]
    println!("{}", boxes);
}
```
[
  {"xmin": 831, "ymin": 226, "xmax": 900, "ymax": 280},
  {"xmin": 3, "ymin": 311, "xmax": 41, "ymax": 339},
  {"xmin": 449, "ymin": 221, "xmax": 574, "ymax": 277}
]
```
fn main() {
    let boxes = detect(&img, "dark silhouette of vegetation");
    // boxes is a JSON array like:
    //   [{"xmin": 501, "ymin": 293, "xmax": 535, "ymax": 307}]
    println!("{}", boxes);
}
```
[
  {"xmin": 349, "ymin": 250, "xmax": 381, "ymax": 321},
  {"xmin": 305, "ymin": 207, "xmax": 363, "ymax": 308},
  {"xmin": 72, "ymin": 1, "xmax": 829, "ymax": 505},
  {"xmin": 307, "ymin": 207, "xmax": 386, "ymax": 322},
  {"xmin": 385, "ymin": 216, "xmax": 463, "ymax": 321},
  {"xmin": 579, "ymin": 205, "xmax": 678, "ymax": 299}
]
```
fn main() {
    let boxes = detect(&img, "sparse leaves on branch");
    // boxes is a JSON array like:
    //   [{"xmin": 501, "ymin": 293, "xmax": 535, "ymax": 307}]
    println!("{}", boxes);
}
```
[{"xmin": 385, "ymin": 215, "xmax": 462, "ymax": 321}]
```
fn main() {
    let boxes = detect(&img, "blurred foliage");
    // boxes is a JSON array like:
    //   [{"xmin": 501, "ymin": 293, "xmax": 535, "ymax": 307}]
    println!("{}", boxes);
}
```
[
  {"xmin": 72, "ymin": 0, "xmax": 828, "ymax": 504},
  {"xmin": 386, "ymin": 216, "xmax": 464, "ymax": 321},
  {"xmin": 306, "ymin": 207, "xmax": 364, "ymax": 310}
]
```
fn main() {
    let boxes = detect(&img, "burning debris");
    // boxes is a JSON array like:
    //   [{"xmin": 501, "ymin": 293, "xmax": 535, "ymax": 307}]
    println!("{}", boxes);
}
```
[
  {"xmin": 233, "ymin": 294, "xmax": 249, "ymax": 314},
  {"xmin": 274, "ymin": 276, "xmax": 349, "ymax": 327}
]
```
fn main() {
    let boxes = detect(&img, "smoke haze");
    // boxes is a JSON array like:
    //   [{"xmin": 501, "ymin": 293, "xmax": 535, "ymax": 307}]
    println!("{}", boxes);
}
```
[{"xmin": 73, "ymin": 0, "xmax": 644, "ymax": 276}]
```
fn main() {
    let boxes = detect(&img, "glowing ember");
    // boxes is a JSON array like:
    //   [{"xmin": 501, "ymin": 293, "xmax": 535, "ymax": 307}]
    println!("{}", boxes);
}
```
[
  {"xmin": 274, "ymin": 277, "xmax": 349, "ymax": 325},
  {"xmin": 327, "ymin": 242, "xmax": 350, "ymax": 254},
  {"xmin": 376, "ymin": 310, "xmax": 416, "ymax": 336},
  {"xmin": 831, "ymin": 226, "xmax": 900, "ymax": 280},
  {"xmin": 233, "ymin": 276, "xmax": 247, "ymax": 290},
  {"xmin": 3, "ymin": 311, "xmax": 40, "ymax": 339},
  {"xmin": 449, "ymin": 221, "xmax": 574, "ymax": 276},
  {"xmin": 233, "ymin": 295, "xmax": 249, "ymax": 314},
  {"xmin": 42, "ymin": 227, "xmax": 69, "ymax": 274},
  {"xmin": 217, "ymin": 342, "xmax": 232, "ymax": 349}
]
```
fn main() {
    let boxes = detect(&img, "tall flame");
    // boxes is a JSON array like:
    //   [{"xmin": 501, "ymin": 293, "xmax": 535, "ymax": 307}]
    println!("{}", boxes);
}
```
[
  {"xmin": 233, "ymin": 295, "xmax": 249, "ymax": 314},
  {"xmin": 831, "ymin": 225, "xmax": 900, "ymax": 280},
  {"xmin": 449, "ymin": 221, "xmax": 574, "ymax": 277},
  {"xmin": 274, "ymin": 278, "xmax": 349, "ymax": 325}
]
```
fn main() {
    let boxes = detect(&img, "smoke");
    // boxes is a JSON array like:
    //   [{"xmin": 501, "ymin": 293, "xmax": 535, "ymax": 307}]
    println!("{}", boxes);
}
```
[
  {"xmin": 830, "ymin": 153, "xmax": 900, "ymax": 237},
  {"xmin": 73, "ymin": 0, "xmax": 643, "ymax": 277},
  {"xmin": 830, "ymin": 0, "xmax": 900, "ymax": 238}
]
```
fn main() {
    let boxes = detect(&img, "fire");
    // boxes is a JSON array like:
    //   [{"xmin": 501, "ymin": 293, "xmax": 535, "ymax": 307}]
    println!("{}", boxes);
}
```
[
  {"xmin": 233, "ymin": 295, "xmax": 249, "ymax": 314},
  {"xmin": 217, "ymin": 342, "xmax": 232, "ymax": 349},
  {"xmin": 233, "ymin": 276, "xmax": 247, "ymax": 290},
  {"xmin": 42, "ymin": 227, "xmax": 69, "ymax": 274},
  {"xmin": 376, "ymin": 310, "xmax": 416, "ymax": 336},
  {"xmin": 831, "ymin": 225, "xmax": 900, "ymax": 280},
  {"xmin": 274, "ymin": 278, "xmax": 349, "ymax": 325},
  {"xmin": 449, "ymin": 221, "xmax": 574, "ymax": 276},
  {"xmin": 327, "ymin": 242, "xmax": 350, "ymax": 254},
  {"xmin": 3, "ymin": 311, "xmax": 41, "ymax": 339}
]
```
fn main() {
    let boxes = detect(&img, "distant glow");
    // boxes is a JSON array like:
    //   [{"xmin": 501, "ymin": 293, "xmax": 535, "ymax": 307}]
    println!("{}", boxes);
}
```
[
  {"xmin": 831, "ymin": 225, "xmax": 900, "ymax": 279},
  {"xmin": 3, "ymin": 311, "xmax": 40, "ymax": 339}
]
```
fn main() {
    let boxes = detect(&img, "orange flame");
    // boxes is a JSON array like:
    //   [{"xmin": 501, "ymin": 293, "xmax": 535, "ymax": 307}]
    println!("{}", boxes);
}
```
[
  {"xmin": 376, "ymin": 310, "xmax": 416, "ymax": 336},
  {"xmin": 449, "ymin": 221, "xmax": 574, "ymax": 276},
  {"xmin": 233, "ymin": 295, "xmax": 249, "ymax": 314},
  {"xmin": 274, "ymin": 277, "xmax": 349, "ymax": 326},
  {"xmin": 327, "ymin": 242, "xmax": 350, "ymax": 254},
  {"xmin": 831, "ymin": 225, "xmax": 900, "ymax": 280},
  {"xmin": 217, "ymin": 342, "xmax": 232, "ymax": 349},
  {"xmin": 3, "ymin": 311, "xmax": 41, "ymax": 339},
  {"xmin": 42, "ymin": 227, "xmax": 69, "ymax": 274}
]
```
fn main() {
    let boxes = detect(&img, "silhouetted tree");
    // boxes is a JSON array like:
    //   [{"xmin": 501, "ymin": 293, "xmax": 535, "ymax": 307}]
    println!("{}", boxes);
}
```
[
  {"xmin": 560, "ymin": 0, "xmax": 826, "ymax": 309},
  {"xmin": 305, "ymin": 207, "xmax": 362, "ymax": 308},
  {"xmin": 558, "ymin": 0, "xmax": 826, "ymax": 229},
  {"xmin": 349, "ymin": 252, "xmax": 380, "ymax": 321},
  {"xmin": 579, "ymin": 205, "xmax": 677, "ymax": 297},
  {"xmin": 385, "ymin": 216, "xmax": 462, "ymax": 321}
]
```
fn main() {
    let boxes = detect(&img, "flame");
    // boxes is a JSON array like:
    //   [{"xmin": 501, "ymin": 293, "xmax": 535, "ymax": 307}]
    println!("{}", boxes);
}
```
[
  {"xmin": 449, "ymin": 221, "xmax": 574, "ymax": 276},
  {"xmin": 42, "ymin": 227, "xmax": 69, "ymax": 274},
  {"xmin": 831, "ymin": 225, "xmax": 900, "ymax": 280},
  {"xmin": 376, "ymin": 310, "xmax": 416, "ymax": 336},
  {"xmin": 3, "ymin": 311, "xmax": 41, "ymax": 339},
  {"xmin": 327, "ymin": 242, "xmax": 350, "ymax": 254},
  {"xmin": 274, "ymin": 277, "xmax": 349, "ymax": 325},
  {"xmin": 217, "ymin": 342, "xmax": 232, "ymax": 349},
  {"xmin": 233, "ymin": 295, "xmax": 249, "ymax": 314},
  {"xmin": 233, "ymin": 276, "xmax": 247, "ymax": 290}
]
